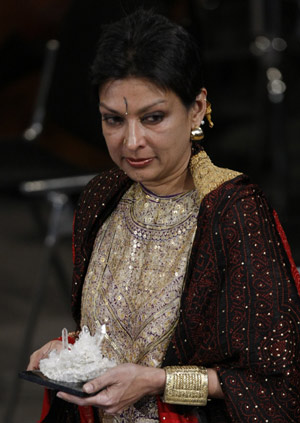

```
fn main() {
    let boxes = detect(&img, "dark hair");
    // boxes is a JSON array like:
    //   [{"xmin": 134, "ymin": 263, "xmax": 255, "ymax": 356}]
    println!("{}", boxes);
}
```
[{"xmin": 91, "ymin": 9, "xmax": 204, "ymax": 108}]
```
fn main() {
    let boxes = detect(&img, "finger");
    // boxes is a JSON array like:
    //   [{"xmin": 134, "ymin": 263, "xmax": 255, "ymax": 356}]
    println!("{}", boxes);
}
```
[
  {"xmin": 56, "ymin": 392, "xmax": 89, "ymax": 406},
  {"xmin": 83, "ymin": 371, "xmax": 114, "ymax": 395},
  {"xmin": 27, "ymin": 361, "xmax": 37, "ymax": 371},
  {"xmin": 27, "ymin": 346, "xmax": 50, "ymax": 370},
  {"xmin": 27, "ymin": 341, "xmax": 62, "ymax": 371},
  {"xmin": 56, "ymin": 391, "xmax": 108, "ymax": 408},
  {"xmin": 27, "ymin": 352, "xmax": 41, "ymax": 370}
]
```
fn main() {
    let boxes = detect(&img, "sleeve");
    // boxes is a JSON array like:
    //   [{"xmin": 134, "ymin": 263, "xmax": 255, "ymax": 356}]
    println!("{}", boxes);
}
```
[{"xmin": 216, "ymin": 187, "xmax": 300, "ymax": 422}]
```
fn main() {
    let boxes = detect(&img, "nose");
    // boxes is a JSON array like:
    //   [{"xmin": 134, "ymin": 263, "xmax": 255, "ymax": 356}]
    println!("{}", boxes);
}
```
[{"xmin": 125, "ymin": 120, "xmax": 144, "ymax": 149}]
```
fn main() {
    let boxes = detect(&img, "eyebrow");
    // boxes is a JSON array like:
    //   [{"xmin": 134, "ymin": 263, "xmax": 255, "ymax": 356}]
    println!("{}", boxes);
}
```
[{"xmin": 99, "ymin": 99, "xmax": 167, "ymax": 115}]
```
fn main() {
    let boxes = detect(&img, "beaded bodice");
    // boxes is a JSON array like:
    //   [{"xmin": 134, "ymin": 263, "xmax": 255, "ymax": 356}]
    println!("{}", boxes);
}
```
[{"xmin": 81, "ymin": 183, "xmax": 200, "ymax": 422}]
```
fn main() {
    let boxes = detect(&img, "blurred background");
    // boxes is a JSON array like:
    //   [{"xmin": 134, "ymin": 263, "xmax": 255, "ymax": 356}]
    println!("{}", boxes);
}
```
[{"xmin": 0, "ymin": 0, "xmax": 299, "ymax": 422}]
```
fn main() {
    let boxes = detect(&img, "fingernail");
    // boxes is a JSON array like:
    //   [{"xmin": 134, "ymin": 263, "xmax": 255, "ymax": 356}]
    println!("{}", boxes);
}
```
[
  {"xmin": 84, "ymin": 383, "xmax": 93, "ymax": 393},
  {"xmin": 57, "ymin": 392, "xmax": 63, "ymax": 399}
]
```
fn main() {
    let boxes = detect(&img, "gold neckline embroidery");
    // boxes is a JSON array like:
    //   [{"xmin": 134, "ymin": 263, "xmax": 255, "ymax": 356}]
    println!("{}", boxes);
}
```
[{"xmin": 190, "ymin": 150, "xmax": 242, "ymax": 202}]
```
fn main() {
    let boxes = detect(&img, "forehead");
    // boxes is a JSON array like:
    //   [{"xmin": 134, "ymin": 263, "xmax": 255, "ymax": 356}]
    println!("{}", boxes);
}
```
[{"xmin": 99, "ymin": 77, "xmax": 168, "ymax": 103}]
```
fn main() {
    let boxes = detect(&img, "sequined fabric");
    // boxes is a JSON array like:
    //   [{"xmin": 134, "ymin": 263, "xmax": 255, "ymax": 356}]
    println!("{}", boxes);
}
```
[{"xmin": 81, "ymin": 184, "xmax": 200, "ymax": 423}]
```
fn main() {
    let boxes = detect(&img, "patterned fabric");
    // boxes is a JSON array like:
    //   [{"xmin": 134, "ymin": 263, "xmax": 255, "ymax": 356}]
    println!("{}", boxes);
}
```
[
  {"xmin": 80, "ymin": 184, "xmax": 200, "ymax": 423},
  {"xmin": 67, "ymin": 148, "xmax": 300, "ymax": 423},
  {"xmin": 163, "ymin": 178, "xmax": 300, "ymax": 422}
]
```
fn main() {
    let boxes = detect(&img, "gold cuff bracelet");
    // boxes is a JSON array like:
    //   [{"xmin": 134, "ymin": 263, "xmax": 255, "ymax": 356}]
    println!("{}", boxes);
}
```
[{"xmin": 163, "ymin": 365, "xmax": 208, "ymax": 406}]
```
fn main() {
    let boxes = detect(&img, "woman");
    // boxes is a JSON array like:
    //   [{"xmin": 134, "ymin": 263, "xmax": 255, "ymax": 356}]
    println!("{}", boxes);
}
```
[{"xmin": 28, "ymin": 9, "xmax": 300, "ymax": 423}]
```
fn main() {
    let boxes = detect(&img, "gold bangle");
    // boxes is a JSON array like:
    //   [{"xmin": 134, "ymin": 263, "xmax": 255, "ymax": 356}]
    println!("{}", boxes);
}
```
[{"xmin": 163, "ymin": 365, "xmax": 208, "ymax": 406}]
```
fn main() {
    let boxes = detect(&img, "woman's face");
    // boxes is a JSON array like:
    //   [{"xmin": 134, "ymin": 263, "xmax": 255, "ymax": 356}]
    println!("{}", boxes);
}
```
[{"xmin": 99, "ymin": 77, "xmax": 206, "ymax": 195}]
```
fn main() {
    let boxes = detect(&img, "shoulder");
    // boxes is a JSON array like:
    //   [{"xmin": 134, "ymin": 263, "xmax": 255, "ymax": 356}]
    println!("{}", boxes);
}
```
[
  {"xmin": 77, "ymin": 167, "xmax": 130, "ymax": 210},
  {"xmin": 190, "ymin": 150, "xmax": 272, "ymax": 209},
  {"xmin": 190, "ymin": 150, "xmax": 243, "ymax": 202},
  {"xmin": 80, "ymin": 167, "xmax": 128, "ymax": 196},
  {"xmin": 73, "ymin": 167, "xmax": 133, "ymax": 236},
  {"xmin": 190, "ymin": 152, "xmax": 271, "ymax": 222},
  {"xmin": 190, "ymin": 150, "xmax": 261, "ymax": 206},
  {"xmin": 203, "ymin": 173, "xmax": 269, "ymax": 217}
]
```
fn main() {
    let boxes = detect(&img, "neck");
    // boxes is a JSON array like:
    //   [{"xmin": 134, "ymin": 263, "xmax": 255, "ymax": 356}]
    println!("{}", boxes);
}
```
[{"xmin": 142, "ymin": 168, "xmax": 195, "ymax": 196}]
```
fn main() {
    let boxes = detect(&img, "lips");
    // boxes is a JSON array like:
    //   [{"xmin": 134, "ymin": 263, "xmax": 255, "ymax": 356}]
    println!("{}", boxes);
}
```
[{"xmin": 125, "ymin": 158, "xmax": 153, "ymax": 168}]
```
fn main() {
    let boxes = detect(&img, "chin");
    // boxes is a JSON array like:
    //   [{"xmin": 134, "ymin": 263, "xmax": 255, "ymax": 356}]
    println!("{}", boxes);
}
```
[
  {"xmin": 126, "ymin": 171, "xmax": 148, "ymax": 183},
  {"xmin": 120, "ymin": 164, "xmax": 151, "ymax": 182}
]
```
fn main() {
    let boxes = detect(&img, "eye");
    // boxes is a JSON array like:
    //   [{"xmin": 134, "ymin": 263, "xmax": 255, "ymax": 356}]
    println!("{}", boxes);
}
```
[
  {"xmin": 101, "ymin": 114, "xmax": 124, "ymax": 126},
  {"xmin": 141, "ymin": 112, "xmax": 164, "ymax": 124}
]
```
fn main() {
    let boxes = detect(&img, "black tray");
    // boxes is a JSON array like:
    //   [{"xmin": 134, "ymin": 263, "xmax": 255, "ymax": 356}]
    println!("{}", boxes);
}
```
[{"xmin": 19, "ymin": 370, "xmax": 93, "ymax": 397}]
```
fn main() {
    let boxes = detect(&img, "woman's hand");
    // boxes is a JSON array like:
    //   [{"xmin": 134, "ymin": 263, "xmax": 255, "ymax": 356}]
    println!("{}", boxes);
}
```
[
  {"xmin": 57, "ymin": 363, "xmax": 166, "ymax": 414},
  {"xmin": 27, "ymin": 340, "xmax": 63, "ymax": 371}
]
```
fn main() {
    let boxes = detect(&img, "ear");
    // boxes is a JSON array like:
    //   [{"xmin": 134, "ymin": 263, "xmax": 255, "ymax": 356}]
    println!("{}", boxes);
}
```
[{"xmin": 190, "ymin": 88, "xmax": 207, "ymax": 128}]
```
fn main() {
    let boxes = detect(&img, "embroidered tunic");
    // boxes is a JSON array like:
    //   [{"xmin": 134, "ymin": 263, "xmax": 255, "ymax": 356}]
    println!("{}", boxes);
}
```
[{"xmin": 81, "ymin": 184, "xmax": 200, "ymax": 423}]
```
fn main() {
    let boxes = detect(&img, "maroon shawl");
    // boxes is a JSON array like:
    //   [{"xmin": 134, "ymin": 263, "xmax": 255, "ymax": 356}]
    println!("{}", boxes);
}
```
[{"xmin": 70, "ymin": 167, "xmax": 300, "ymax": 423}]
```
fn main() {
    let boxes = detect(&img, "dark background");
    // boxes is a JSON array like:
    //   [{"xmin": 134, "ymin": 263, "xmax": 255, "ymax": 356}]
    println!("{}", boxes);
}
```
[{"xmin": 0, "ymin": 1, "xmax": 299, "ymax": 422}]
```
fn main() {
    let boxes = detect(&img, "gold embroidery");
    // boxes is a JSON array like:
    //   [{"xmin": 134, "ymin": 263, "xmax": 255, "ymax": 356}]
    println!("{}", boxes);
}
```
[
  {"xmin": 81, "ymin": 184, "xmax": 200, "ymax": 423},
  {"xmin": 190, "ymin": 150, "xmax": 242, "ymax": 202}
]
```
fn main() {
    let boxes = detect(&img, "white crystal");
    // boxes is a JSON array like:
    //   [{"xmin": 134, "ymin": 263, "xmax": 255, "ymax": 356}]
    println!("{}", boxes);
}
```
[{"xmin": 39, "ymin": 325, "xmax": 116, "ymax": 382}]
